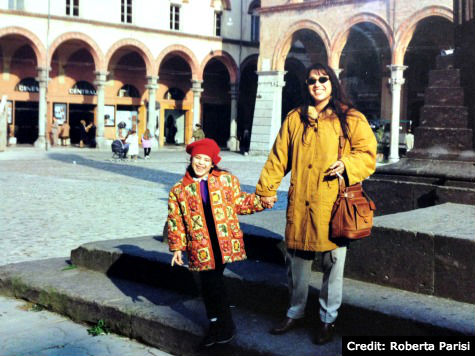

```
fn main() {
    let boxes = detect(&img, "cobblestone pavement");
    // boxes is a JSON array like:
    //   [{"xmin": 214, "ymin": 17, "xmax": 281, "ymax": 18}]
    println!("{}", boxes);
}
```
[
  {"xmin": 0, "ymin": 146, "xmax": 289, "ymax": 356},
  {"xmin": 0, "ymin": 146, "xmax": 289, "ymax": 266}
]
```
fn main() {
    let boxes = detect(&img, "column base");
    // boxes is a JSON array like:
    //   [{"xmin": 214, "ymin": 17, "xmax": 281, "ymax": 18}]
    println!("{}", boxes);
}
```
[
  {"xmin": 227, "ymin": 136, "xmax": 239, "ymax": 152},
  {"xmin": 34, "ymin": 136, "xmax": 47, "ymax": 149},
  {"xmin": 8, "ymin": 137, "xmax": 17, "ymax": 146}
]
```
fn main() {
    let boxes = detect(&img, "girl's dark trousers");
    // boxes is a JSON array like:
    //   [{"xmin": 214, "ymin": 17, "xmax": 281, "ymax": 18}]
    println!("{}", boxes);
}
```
[{"xmin": 199, "ymin": 195, "xmax": 234, "ymax": 329}]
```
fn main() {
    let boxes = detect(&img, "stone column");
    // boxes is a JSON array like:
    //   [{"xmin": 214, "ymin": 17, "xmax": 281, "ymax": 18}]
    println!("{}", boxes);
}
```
[
  {"xmin": 191, "ymin": 80, "xmax": 203, "ymax": 127},
  {"xmin": 34, "ymin": 67, "xmax": 49, "ymax": 149},
  {"xmin": 227, "ymin": 84, "xmax": 239, "ymax": 151},
  {"xmin": 146, "ymin": 75, "xmax": 159, "ymax": 148},
  {"xmin": 94, "ymin": 71, "xmax": 108, "ymax": 149},
  {"xmin": 250, "ymin": 71, "xmax": 286, "ymax": 153},
  {"xmin": 387, "ymin": 65, "xmax": 407, "ymax": 163}
]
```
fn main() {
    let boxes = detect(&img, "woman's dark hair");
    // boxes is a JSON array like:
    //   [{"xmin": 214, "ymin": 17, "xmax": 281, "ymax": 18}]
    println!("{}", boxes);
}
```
[{"xmin": 301, "ymin": 62, "xmax": 354, "ymax": 139}]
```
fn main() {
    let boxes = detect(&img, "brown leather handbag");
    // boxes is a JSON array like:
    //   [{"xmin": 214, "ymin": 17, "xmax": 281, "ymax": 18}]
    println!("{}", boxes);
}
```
[{"xmin": 330, "ymin": 136, "xmax": 376, "ymax": 239}]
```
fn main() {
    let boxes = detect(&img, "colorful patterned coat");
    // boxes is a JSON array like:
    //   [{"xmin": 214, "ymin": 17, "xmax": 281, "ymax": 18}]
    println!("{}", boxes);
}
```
[{"xmin": 167, "ymin": 169, "xmax": 264, "ymax": 271}]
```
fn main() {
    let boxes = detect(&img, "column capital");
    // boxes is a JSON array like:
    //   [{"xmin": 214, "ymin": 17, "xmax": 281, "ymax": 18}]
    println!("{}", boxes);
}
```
[
  {"xmin": 387, "ymin": 65, "xmax": 407, "ymax": 87},
  {"xmin": 94, "ymin": 71, "xmax": 109, "ymax": 87},
  {"xmin": 256, "ymin": 70, "xmax": 287, "ymax": 87},
  {"xmin": 191, "ymin": 79, "xmax": 204, "ymax": 93},
  {"xmin": 36, "ymin": 67, "xmax": 50, "ymax": 83},
  {"xmin": 331, "ymin": 68, "xmax": 344, "ymax": 79},
  {"xmin": 146, "ymin": 75, "xmax": 159, "ymax": 89}
]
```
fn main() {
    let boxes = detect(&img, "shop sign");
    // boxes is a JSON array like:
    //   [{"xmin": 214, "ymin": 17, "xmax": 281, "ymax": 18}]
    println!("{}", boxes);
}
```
[
  {"xmin": 16, "ymin": 78, "xmax": 39, "ymax": 93},
  {"xmin": 69, "ymin": 81, "xmax": 97, "ymax": 96}
]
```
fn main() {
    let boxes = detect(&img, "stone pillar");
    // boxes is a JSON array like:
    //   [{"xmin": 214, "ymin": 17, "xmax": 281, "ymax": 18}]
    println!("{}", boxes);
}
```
[
  {"xmin": 146, "ymin": 75, "xmax": 159, "ymax": 148},
  {"xmin": 191, "ymin": 80, "xmax": 203, "ymax": 127},
  {"xmin": 34, "ymin": 67, "xmax": 49, "ymax": 149},
  {"xmin": 227, "ymin": 84, "xmax": 239, "ymax": 151},
  {"xmin": 387, "ymin": 65, "xmax": 407, "ymax": 163},
  {"xmin": 0, "ymin": 95, "xmax": 6, "ymax": 152},
  {"xmin": 94, "ymin": 71, "xmax": 108, "ymax": 149},
  {"xmin": 250, "ymin": 71, "xmax": 286, "ymax": 153}
]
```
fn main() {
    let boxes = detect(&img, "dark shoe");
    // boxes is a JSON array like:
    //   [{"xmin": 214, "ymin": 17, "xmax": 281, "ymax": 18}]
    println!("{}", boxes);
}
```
[
  {"xmin": 216, "ymin": 322, "xmax": 236, "ymax": 344},
  {"xmin": 270, "ymin": 317, "xmax": 300, "ymax": 335},
  {"xmin": 314, "ymin": 321, "xmax": 335, "ymax": 345},
  {"xmin": 198, "ymin": 321, "xmax": 219, "ymax": 348}
]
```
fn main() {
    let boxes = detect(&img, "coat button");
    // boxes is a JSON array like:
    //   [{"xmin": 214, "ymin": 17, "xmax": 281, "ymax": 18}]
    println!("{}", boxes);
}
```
[
  {"xmin": 314, "ymin": 128, "xmax": 317, "ymax": 132},
  {"xmin": 305, "ymin": 201, "xmax": 309, "ymax": 206},
  {"xmin": 308, "ymin": 164, "xmax": 312, "ymax": 169}
]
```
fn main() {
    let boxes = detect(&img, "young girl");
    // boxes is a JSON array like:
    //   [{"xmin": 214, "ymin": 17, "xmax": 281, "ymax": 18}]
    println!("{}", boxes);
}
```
[
  {"xmin": 141, "ymin": 128, "xmax": 152, "ymax": 159},
  {"xmin": 125, "ymin": 129, "xmax": 139, "ymax": 161},
  {"xmin": 167, "ymin": 138, "xmax": 264, "ymax": 348}
]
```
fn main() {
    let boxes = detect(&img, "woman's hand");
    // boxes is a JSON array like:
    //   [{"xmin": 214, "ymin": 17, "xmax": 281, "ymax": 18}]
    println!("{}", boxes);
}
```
[
  {"xmin": 260, "ymin": 195, "xmax": 277, "ymax": 209},
  {"xmin": 171, "ymin": 251, "xmax": 184, "ymax": 266},
  {"xmin": 327, "ymin": 160, "xmax": 345, "ymax": 177}
]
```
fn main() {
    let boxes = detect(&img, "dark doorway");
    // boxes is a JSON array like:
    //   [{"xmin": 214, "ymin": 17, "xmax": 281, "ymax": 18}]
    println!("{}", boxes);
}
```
[
  {"xmin": 202, "ymin": 104, "xmax": 230, "ymax": 147},
  {"xmin": 15, "ymin": 101, "xmax": 38, "ymax": 144},
  {"xmin": 69, "ymin": 104, "xmax": 95, "ymax": 144}
]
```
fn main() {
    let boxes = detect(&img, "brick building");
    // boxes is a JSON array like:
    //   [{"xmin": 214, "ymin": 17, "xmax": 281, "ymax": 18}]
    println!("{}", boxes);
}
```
[{"xmin": 0, "ymin": 0, "xmax": 261, "ymax": 149}]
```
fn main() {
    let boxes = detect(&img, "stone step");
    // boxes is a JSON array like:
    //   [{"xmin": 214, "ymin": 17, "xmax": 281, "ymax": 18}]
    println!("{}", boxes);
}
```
[
  {"xmin": 419, "ymin": 106, "xmax": 468, "ymax": 128},
  {"xmin": 0, "ymin": 258, "xmax": 472, "ymax": 356},
  {"xmin": 71, "ymin": 203, "xmax": 475, "ymax": 305},
  {"xmin": 413, "ymin": 127, "xmax": 473, "ymax": 152},
  {"xmin": 428, "ymin": 69, "xmax": 461, "ymax": 88},
  {"xmin": 0, "ymin": 258, "xmax": 341, "ymax": 356},
  {"xmin": 424, "ymin": 87, "xmax": 465, "ymax": 106}
]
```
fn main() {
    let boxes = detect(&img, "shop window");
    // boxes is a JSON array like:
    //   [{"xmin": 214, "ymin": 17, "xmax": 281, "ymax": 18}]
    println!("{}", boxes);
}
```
[
  {"xmin": 8, "ymin": 0, "xmax": 24, "ymax": 10},
  {"xmin": 121, "ymin": 0, "xmax": 132, "ymax": 24},
  {"xmin": 214, "ymin": 12, "xmax": 222, "ymax": 36},
  {"xmin": 170, "ymin": 4, "xmax": 180, "ymax": 30},
  {"xmin": 118, "ymin": 84, "xmax": 140, "ymax": 98},
  {"xmin": 66, "ymin": 0, "xmax": 79, "ymax": 16},
  {"xmin": 164, "ymin": 88, "xmax": 185, "ymax": 100}
]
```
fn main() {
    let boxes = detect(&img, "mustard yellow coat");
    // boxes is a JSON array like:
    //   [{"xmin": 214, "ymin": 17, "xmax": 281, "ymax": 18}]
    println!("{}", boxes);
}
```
[{"xmin": 256, "ymin": 107, "xmax": 377, "ymax": 252}]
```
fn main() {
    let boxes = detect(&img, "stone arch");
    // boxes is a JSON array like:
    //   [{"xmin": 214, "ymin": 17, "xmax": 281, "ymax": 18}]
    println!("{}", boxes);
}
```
[
  {"xmin": 272, "ymin": 20, "xmax": 331, "ymax": 71},
  {"xmin": 394, "ymin": 6, "xmax": 453, "ymax": 65},
  {"xmin": 240, "ymin": 54, "xmax": 259, "ymax": 72},
  {"xmin": 48, "ymin": 32, "xmax": 103, "ymax": 70},
  {"xmin": 199, "ymin": 50, "xmax": 238, "ymax": 84},
  {"xmin": 105, "ymin": 38, "xmax": 154, "ymax": 75},
  {"xmin": 0, "ymin": 26, "xmax": 46, "ymax": 66},
  {"xmin": 330, "ymin": 12, "xmax": 394, "ymax": 69},
  {"xmin": 156, "ymin": 45, "xmax": 200, "ymax": 79}
]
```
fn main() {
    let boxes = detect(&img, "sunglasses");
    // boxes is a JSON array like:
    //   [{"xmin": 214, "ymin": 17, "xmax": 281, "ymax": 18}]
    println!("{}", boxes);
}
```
[{"xmin": 306, "ymin": 76, "xmax": 330, "ymax": 85}]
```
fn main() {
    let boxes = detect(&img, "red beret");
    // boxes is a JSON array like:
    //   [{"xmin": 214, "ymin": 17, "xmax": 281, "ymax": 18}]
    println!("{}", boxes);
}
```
[{"xmin": 186, "ymin": 138, "xmax": 222, "ymax": 165}]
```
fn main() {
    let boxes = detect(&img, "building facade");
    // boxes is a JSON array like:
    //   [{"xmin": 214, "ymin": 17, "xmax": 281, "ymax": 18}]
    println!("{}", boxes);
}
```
[
  {"xmin": 0, "ymin": 0, "xmax": 261, "ymax": 149},
  {"xmin": 251, "ymin": 0, "xmax": 454, "ymax": 161}
]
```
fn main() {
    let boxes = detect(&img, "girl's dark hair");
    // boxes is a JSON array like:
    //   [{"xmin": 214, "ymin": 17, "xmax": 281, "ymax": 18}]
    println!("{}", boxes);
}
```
[{"xmin": 301, "ymin": 62, "xmax": 354, "ymax": 139}]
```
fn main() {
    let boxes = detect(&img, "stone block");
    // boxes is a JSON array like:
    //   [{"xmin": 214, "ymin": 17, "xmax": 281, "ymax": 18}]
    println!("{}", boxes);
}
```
[
  {"xmin": 428, "ymin": 69, "xmax": 460, "ymax": 88},
  {"xmin": 424, "ymin": 87, "xmax": 465, "ymax": 106},
  {"xmin": 414, "ymin": 127, "xmax": 473, "ymax": 151},
  {"xmin": 434, "ymin": 235, "xmax": 475, "ymax": 303},
  {"xmin": 419, "ymin": 106, "xmax": 468, "ymax": 128},
  {"xmin": 364, "ymin": 178, "xmax": 415, "ymax": 216},
  {"xmin": 344, "ymin": 227, "xmax": 435, "ymax": 295}
]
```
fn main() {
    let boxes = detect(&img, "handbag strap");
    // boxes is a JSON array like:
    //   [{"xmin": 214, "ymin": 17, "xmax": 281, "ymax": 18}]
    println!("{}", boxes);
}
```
[{"xmin": 336, "ymin": 135, "xmax": 346, "ymax": 194}]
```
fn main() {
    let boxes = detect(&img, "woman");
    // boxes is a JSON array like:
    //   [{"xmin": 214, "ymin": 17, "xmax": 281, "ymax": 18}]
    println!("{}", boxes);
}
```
[
  {"xmin": 167, "ymin": 138, "xmax": 265, "ymax": 348},
  {"xmin": 256, "ymin": 63, "xmax": 376, "ymax": 344}
]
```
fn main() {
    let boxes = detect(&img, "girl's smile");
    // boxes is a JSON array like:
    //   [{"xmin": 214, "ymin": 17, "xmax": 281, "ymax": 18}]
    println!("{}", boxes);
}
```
[{"xmin": 192, "ymin": 154, "xmax": 213, "ymax": 179}]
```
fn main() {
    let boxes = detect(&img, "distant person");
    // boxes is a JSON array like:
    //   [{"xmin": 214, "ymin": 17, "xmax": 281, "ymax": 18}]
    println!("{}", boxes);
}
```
[
  {"xmin": 86, "ymin": 122, "xmax": 96, "ymax": 148},
  {"xmin": 192, "ymin": 123, "xmax": 205, "ymax": 141},
  {"xmin": 166, "ymin": 115, "xmax": 177, "ymax": 144},
  {"xmin": 126, "ymin": 129, "xmax": 139, "ymax": 161},
  {"xmin": 405, "ymin": 129, "xmax": 414, "ymax": 152},
  {"xmin": 79, "ymin": 120, "xmax": 88, "ymax": 148},
  {"xmin": 50, "ymin": 117, "xmax": 59, "ymax": 146},
  {"xmin": 167, "ymin": 138, "xmax": 265, "ymax": 349},
  {"xmin": 142, "ymin": 128, "xmax": 153, "ymax": 159},
  {"xmin": 59, "ymin": 121, "xmax": 70, "ymax": 146}
]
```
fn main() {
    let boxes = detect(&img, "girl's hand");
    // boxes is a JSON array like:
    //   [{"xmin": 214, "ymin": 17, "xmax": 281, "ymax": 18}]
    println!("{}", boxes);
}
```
[
  {"xmin": 327, "ymin": 160, "xmax": 345, "ymax": 177},
  {"xmin": 260, "ymin": 195, "xmax": 277, "ymax": 209},
  {"xmin": 171, "ymin": 251, "xmax": 184, "ymax": 266}
]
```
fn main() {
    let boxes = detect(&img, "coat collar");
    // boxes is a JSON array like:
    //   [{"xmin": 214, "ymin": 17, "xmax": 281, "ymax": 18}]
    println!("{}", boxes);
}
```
[{"xmin": 182, "ymin": 169, "xmax": 220, "ymax": 186}]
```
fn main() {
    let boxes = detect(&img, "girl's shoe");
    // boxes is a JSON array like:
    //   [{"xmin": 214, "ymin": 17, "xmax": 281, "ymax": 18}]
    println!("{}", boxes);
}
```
[{"xmin": 198, "ymin": 321, "xmax": 219, "ymax": 348}]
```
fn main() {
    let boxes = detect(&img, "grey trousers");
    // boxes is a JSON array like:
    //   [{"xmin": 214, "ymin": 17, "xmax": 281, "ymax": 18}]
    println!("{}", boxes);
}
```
[{"xmin": 285, "ymin": 246, "xmax": 347, "ymax": 324}]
